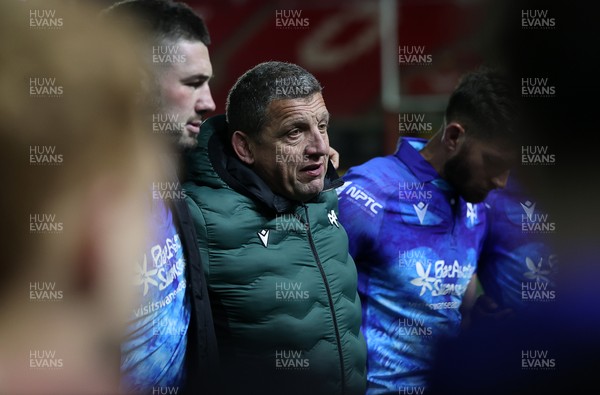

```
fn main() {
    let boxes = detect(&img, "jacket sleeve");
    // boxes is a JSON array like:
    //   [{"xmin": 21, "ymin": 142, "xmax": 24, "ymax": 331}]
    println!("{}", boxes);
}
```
[{"xmin": 184, "ymin": 193, "xmax": 211, "ymax": 281}]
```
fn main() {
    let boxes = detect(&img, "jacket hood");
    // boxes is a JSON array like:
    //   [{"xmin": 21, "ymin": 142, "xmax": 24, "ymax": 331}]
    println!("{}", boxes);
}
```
[{"xmin": 184, "ymin": 114, "xmax": 343, "ymax": 214}]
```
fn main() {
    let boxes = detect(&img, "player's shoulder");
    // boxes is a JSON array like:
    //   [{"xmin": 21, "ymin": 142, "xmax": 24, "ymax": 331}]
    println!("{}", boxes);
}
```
[
  {"xmin": 483, "ymin": 176, "xmax": 527, "ymax": 212},
  {"xmin": 342, "ymin": 154, "xmax": 410, "ymax": 188}
]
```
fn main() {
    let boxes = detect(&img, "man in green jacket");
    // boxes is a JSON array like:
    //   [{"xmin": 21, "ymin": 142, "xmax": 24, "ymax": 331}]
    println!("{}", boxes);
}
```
[{"xmin": 183, "ymin": 61, "xmax": 367, "ymax": 395}]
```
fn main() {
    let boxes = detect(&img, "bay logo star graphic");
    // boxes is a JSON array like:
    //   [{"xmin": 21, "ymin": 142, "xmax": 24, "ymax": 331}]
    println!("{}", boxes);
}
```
[
  {"xmin": 413, "ymin": 202, "xmax": 429, "ymax": 224},
  {"xmin": 524, "ymin": 256, "xmax": 551, "ymax": 282},
  {"xmin": 134, "ymin": 254, "xmax": 158, "ymax": 296},
  {"xmin": 410, "ymin": 261, "xmax": 436, "ymax": 296},
  {"xmin": 328, "ymin": 210, "xmax": 339, "ymax": 227},
  {"xmin": 466, "ymin": 202, "xmax": 477, "ymax": 225}
]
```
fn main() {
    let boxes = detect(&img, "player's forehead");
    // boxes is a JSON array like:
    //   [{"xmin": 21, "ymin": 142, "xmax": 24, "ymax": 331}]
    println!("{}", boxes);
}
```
[{"xmin": 157, "ymin": 39, "xmax": 213, "ymax": 77}]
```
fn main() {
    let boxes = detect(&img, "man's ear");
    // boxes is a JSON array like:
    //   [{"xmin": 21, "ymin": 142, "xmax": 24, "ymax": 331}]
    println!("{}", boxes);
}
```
[
  {"xmin": 231, "ymin": 131, "xmax": 255, "ymax": 165},
  {"xmin": 441, "ymin": 122, "xmax": 465, "ymax": 153}
]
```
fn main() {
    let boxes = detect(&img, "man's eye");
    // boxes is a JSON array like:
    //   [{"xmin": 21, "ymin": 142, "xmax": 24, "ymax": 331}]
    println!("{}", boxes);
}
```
[
  {"xmin": 318, "ymin": 123, "xmax": 328, "ymax": 131},
  {"xmin": 186, "ymin": 81, "xmax": 205, "ymax": 88},
  {"xmin": 288, "ymin": 129, "xmax": 301, "ymax": 137}
]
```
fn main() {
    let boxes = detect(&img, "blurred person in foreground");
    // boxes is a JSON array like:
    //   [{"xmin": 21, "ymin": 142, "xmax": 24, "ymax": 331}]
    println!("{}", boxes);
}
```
[
  {"xmin": 427, "ymin": 174, "xmax": 559, "ymax": 395},
  {"xmin": 337, "ymin": 67, "xmax": 520, "ymax": 394},
  {"xmin": 102, "ymin": 1, "xmax": 219, "ymax": 393},
  {"xmin": 0, "ymin": 1, "xmax": 158, "ymax": 394},
  {"xmin": 183, "ymin": 61, "xmax": 366, "ymax": 395},
  {"xmin": 468, "ymin": 175, "xmax": 558, "ymax": 325}
]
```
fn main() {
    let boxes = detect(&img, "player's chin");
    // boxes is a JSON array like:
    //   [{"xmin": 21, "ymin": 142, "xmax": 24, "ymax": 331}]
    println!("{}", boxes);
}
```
[
  {"xmin": 177, "ymin": 135, "xmax": 198, "ymax": 150},
  {"xmin": 295, "ymin": 179, "xmax": 324, "ymax": 201}
]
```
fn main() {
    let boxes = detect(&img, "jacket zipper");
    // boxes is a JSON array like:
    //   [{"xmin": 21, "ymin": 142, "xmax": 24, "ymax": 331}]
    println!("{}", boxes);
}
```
[{"xmin": 300, "ymin": 204, "xmax": 346, "ymax": 395}]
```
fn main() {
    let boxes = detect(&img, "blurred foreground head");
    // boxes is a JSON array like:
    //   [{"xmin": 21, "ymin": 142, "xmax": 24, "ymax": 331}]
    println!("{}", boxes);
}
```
[{"xmin": 0, "ymin": 1, "xmax": 158, "ymax": 393}]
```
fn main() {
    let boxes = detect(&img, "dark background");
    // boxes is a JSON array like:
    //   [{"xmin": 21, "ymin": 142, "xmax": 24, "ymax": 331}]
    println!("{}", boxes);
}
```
[{"xmin": 95, "ymin": 0, "xmax": 511, "ymax": 170}]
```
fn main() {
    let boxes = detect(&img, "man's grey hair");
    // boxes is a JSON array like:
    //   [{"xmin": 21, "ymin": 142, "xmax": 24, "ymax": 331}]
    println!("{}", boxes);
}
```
[{"xmin": 225, "ymin": 61, "xmax": 322, "ymax": 141}]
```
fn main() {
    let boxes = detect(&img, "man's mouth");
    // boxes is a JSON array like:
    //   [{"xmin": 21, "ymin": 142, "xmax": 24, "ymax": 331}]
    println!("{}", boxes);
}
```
[
  {"xmin": 300, "ymin": 162, "xmax": 323, "ymax": 177},
  {"xmin": 185, "ymin": 120, "xmax": 202, "ymax": 135}
]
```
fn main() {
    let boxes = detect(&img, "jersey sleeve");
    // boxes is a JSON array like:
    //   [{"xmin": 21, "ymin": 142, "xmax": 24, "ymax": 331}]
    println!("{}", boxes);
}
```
[{"xmin": 336, "ymin": 167, "xmax": 386, "ymax": 261}]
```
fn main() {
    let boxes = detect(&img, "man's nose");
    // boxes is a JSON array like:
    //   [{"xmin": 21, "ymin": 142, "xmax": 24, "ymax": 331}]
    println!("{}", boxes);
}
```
[
  {"xmin": 195, "ymin": 85, "xmax": 216, "ymax": 114},
  {"xmin": 304, "ymin": 127, "xmax": 328, "ymax": 157}
]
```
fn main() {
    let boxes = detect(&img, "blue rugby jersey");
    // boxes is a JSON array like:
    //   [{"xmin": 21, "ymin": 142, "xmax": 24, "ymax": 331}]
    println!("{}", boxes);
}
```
[
  {"xmin": 121, "ymin": 197, "xmax": 190, "ymax": 393},
  {"xmin": 478, "ymin": 176, "xmax": 557, "ymax": 312},
  {"xmin": 337, "ymin": 137, "xmax": 487, "ymax": 394}
]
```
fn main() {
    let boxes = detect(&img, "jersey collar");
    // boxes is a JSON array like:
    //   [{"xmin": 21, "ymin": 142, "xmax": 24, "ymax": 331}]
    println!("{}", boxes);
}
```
[{"xmin": 394, "ymin": 137, "xmax": 455, "ymax": 193}]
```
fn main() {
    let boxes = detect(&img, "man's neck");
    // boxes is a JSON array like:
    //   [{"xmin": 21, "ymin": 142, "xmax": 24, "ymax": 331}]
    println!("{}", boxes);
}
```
[{"xmin": 418, "ymin": 132, "xmax": 446, "ymax": 177}]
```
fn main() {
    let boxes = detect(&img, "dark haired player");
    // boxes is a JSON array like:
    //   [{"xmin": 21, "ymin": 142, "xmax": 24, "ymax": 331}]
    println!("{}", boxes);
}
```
[{"xmin": 337, "ymin": 68, "xmax": 519, "ymax": 393}]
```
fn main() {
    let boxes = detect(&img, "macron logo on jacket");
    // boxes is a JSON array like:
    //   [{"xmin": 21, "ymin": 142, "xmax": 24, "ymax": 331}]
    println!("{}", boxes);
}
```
[{"xmin": 258, "ymin": 229, "xmax": 269, "ymax": 248}]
